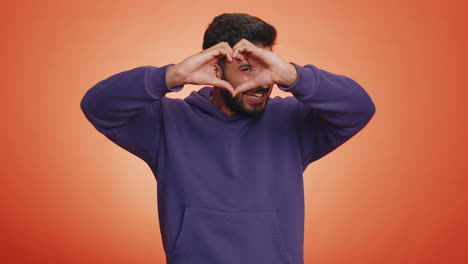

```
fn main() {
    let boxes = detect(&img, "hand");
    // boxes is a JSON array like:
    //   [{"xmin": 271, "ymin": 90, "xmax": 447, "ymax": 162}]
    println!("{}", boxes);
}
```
[
  {"xmin": 231, "ymin": 39, "xmax": 298, "ymax": 97},
  {"xmin": 166, "ymin": 42, "xmax": 235, "ymax": 94}
]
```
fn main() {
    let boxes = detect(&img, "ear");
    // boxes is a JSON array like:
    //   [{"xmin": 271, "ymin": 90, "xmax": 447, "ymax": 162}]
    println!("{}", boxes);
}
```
[{"xmin": 214, "ymin": 63, "xmax": 223, "ymax": 79}]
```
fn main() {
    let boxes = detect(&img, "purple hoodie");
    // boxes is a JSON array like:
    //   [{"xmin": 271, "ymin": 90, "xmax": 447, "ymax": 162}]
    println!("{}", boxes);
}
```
[{"xmin": 80, "ymin": 63, "xmax": 375, "ymax": 264}]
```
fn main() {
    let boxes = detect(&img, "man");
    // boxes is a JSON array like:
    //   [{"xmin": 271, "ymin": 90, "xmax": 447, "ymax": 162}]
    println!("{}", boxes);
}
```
[{"xmin": 81, "ymin": 13, "xmax": 375, "ymax": 264}]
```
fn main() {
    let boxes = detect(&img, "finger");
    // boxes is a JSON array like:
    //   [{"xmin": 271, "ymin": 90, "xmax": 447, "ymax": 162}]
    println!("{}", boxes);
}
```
[
  {"xmin": 210, "ymin": 48, "xmax": 232, "ymax": 63},
  {"xmin": 212, "ymin": 41, "xmax": 232, "ymax": 52},
  {"xmin": 232, "ymin": 80, "xmax": 258, "ymax": 97},
  {"xmin": 234, "ymin": 52, "xmax": 245, "ymax": 61},
  {"xmin": 211, "ymin": 78, "xmax": 235, "ymax": 95},
  {"xmin": 218, "ymin": 42, "xmax": 234, "ymax": 63},
  {"xmin": 232, "ymin": 47, "xmax": 245, "ymax": 60},
  {"xmin": 233, "ymin": 45, "xmax": 255, "ymax": 57},
  {"xmin": 223, "ymin": 42, "xmax": 234, "ymax": 63},
  {"xmin": 234, "ymin": 48, "xmax": 257, "ymax": 64},
  {"xmin": 233, "ymin": 39, "xmax": 256, "ymax": 58},
  {"xmin": 206, "ymin": 42, "xmax": 233, "ymax": 63},
  {"xmin": 221, "ymin": 45, "xmax": 234, "ymax": 63},
  {"xmin": 232, "ymin": 38, "xmax": 254, "ymax": 51}
]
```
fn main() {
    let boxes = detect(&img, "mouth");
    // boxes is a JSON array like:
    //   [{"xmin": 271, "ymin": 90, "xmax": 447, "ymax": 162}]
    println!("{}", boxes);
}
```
[{"xmin": 242, "ymin": 88, "xmax": 269, "ymax": 104}]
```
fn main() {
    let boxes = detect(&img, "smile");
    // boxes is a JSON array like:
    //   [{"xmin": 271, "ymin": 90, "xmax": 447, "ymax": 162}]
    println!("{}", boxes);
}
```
[{"xmin": 242, "ymin": 88, "xmax": 269, "ymax": 104}]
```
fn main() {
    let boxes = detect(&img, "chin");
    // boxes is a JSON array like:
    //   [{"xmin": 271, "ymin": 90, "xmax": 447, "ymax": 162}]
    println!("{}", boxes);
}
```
[
  {"xmin": 242, "ymin": 108, "xmax": 266, "ymax": 117},
  {"xmin": 220, "ymin": 88, "xmax": 269, "ymax": 117},
  {"xmin": 237, "ymin": 98, "xmax": 269, "ymax": 117}
]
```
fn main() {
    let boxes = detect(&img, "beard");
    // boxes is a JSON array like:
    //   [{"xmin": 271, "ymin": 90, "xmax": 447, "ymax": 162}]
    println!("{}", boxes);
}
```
[
  {"xmin": 219, "ymin": 87, "xmax": 269, "ymax": 117},
  {"xmin": 219, "ymin": 71, "xmax": 270, "ymax": 117}
]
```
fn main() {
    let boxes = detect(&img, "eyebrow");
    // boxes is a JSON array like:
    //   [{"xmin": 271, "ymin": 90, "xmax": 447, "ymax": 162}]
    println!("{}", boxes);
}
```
[{"xmin": 238, "ymin": 64, "xmax": 251, "ymax": 68}]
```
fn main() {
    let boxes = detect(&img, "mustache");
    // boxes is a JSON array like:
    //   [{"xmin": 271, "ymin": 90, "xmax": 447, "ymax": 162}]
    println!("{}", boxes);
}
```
[{"xmin": 243, "ymin": 87, "xmax": 270, "ymax": 93}]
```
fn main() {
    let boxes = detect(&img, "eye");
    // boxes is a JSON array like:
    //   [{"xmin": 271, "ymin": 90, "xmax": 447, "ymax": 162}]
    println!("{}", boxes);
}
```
[{"xmin": 241, "ymin": 67, "xmax": 252, "ymax": 72}]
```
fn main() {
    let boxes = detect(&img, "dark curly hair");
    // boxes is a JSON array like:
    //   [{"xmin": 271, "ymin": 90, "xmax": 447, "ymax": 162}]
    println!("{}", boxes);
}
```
[{"xmin": 203, "ymin": 13, "xmax": 277, "ymax": 50}]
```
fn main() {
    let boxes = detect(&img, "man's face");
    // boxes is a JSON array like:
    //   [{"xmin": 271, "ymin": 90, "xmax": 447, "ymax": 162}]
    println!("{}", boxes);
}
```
[{"xmin": 219, "ymin": 46, "xmax": 274, "ymax": 117}]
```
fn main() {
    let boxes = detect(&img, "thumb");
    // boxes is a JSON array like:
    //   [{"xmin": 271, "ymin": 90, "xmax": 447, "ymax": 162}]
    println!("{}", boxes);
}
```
[
  {"xmin": 211, "ymin": 78, "xmax": 235, "ymax": 95},
  {"xmin": 233, "ymin": 80, "xmax": 258, "ymax": 97}
]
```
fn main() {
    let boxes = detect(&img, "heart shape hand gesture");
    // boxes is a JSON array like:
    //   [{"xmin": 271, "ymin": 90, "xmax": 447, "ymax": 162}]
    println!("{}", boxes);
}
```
[{"xmin": 166, "ymin": 39, "xmax": 297, "ymax": 96}]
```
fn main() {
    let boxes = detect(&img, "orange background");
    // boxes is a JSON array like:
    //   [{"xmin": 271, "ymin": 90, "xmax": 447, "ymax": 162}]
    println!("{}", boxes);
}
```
[{"xmin": 1, "ymin": 0, "xmax": 467, "ymax": 263}]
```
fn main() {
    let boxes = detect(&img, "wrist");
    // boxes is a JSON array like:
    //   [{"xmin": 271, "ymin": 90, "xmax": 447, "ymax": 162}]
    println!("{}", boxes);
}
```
[
  {"xmin": 275, "ymin": 62, "xmax": 298, "ymax": 87},
  {"xmin": 165, "ymin": 64, "xmax": 185, "ymax": 88}
]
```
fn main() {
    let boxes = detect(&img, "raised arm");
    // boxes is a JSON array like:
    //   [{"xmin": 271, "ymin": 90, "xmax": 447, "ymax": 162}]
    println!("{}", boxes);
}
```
[
  {"xmin": 230, "ymin": 39, "xmax": 376, "ymax": 169},
  {"xmin": 278, "ymin": 64, "xmax": 376, "ymax": 168},
  {"xmin": 80, "ymin": 42, "xmax": 237, "ymax": 167},
  {"xmin": 80, "ymin": 65, "xmax": 183, "ymax": 167}
]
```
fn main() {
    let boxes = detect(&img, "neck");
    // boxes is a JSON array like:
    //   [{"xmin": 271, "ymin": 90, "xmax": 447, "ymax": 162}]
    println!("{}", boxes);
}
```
[{"xmin": 211, "ymin": 87, "xmax": 236, "ymax": 116}]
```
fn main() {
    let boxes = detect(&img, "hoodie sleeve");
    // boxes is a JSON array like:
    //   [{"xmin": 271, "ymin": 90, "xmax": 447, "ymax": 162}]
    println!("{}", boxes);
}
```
[
  {"xmin": 278, "ymin": 63, "xmax": 376, "ymax": 169},
  {"xmin": 80, "ymin": 64, "xmax": 183, "ymax": 168}
]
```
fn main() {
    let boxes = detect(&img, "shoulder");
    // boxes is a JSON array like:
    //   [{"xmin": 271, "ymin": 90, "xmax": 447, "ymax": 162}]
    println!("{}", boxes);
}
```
[
  {"xmin": 263, "ymin": 95, "xmax": 307, "ymax": 122},
  {"xmin": 137, "ymin": 96, "xmax": 191, "ymax": 120},
  {"xmin": 159, "ymin": 96, "xmax": 191, "ymax": 111},
  {"xmin": 267, "ymin": 95, "xmax": 305, "ymax": 113}
]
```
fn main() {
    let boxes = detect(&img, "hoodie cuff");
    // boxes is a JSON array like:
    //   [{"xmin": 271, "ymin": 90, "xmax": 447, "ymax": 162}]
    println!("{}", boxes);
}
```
[
  {"xmin": 277, "ymin": 63, "xmax": 319, "ymax": 99},
  {"xmin": 148, "ymin": 64, "xmax": 184, "ymax": 98}
]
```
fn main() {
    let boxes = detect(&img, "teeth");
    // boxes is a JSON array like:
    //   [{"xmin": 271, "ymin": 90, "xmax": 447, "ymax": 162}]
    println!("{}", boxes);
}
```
[{"xmin": 243, "ymin": 91, "xmax": 264, "ymax": 99}]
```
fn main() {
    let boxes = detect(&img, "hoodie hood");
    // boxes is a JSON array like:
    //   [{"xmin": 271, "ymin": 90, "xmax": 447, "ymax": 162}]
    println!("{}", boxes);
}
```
[{"xmin": 184, "ymin": 86, "xmax": 252, "ymax": 122}]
